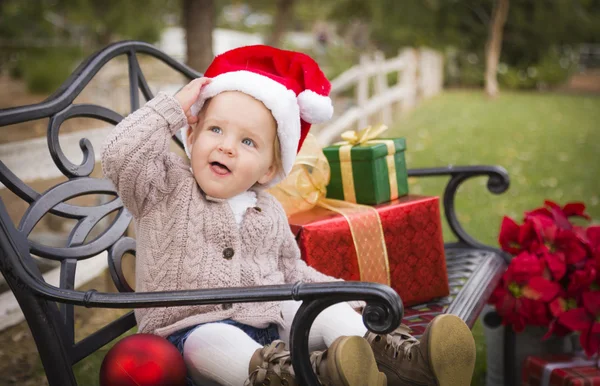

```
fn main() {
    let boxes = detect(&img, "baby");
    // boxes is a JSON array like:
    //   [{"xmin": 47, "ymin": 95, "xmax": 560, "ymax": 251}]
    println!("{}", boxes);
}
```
[{"xmin": 102, "ymin": 45, "xmax": 476, "ymax": 386}]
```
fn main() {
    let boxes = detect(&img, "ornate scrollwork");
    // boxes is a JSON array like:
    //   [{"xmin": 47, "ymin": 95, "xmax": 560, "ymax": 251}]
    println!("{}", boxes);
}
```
[
  {"xmin": 16, "ymin": 178, "xmax": 131, "ymax": 260},
  {"xmin": 107, "ymin": 236, "xmax": 136, "ymax": 293},
  {"xmin": 48, "ymin": 104, "xmax": 122, "ymax": 178}
]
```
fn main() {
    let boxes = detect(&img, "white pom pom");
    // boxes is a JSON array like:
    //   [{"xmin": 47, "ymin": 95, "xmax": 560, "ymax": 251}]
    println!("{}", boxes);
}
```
[{"xmin": 297, "ymin": 90, "xmax": 333, "ymax": 124}]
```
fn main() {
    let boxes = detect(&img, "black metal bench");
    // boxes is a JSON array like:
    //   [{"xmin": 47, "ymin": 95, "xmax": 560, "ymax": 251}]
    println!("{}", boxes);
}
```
[{"xmin": 0, "ymin": 41, "xmax": 509, "ymax": 386}]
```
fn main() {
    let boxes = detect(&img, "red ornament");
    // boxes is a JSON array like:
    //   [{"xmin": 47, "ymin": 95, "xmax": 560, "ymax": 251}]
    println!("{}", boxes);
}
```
[{"xmin": 100, "ymin": 333, "xmax": 187, "ymax": 386}]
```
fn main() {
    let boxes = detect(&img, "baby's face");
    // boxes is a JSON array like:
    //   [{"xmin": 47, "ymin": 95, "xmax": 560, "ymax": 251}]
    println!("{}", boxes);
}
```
[{"xmin": 186, "ymin": 91, "xmax": 278, "ymax": 199}]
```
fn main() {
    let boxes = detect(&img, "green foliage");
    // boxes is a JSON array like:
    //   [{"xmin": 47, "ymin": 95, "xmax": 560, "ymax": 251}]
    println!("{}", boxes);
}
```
[
  {"xmin": 445, "ymin": 50, "xmax": 485, "ymax": 88},
  {"xmin": 65, "ymin": 0, "xmax": 178, "ymax": 45},
  {"xmin": 445, "ymin": 48, "xmax": 577, "ymax": 90},
  {"xmin": 445, "ymin": 46, "xmax": 577, "ymax": 90},
  {"xmin": 20, "ymin": 48, "xmax": 84, "ymax": 94},
  {"xmin": 0, "ymin": 0, "xmax": 178, "ymax": 93},
  {"xmin": 498, "ymin": 67, "xmax": 536, "ymax": 90},
  {"xmin": 325, "ymin": 0, "xmax": 600, "ymax": 87},
  {"xmin": 534, "ymin": 49, "xmax": 578, "ymax": 88}
]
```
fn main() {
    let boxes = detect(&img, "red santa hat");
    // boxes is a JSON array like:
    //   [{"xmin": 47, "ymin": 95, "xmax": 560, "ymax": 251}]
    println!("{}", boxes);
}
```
[{"xmin": 181, "ymin": 45, "xmax": 333, "ymax": 187}]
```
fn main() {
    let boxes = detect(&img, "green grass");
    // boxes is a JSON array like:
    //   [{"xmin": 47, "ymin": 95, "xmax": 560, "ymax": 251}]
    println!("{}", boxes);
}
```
[
  {"xmin": 389, "ymin": 90, "xmax": 600, "ymax": 385},
  {"xmin": 390, "ymin": 90, "xmax": 600, "ymax": 246}
]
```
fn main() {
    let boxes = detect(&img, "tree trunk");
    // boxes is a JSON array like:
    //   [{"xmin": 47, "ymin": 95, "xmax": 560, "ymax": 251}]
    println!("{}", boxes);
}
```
[
  {"xmin": 183, "ymin": 0, "xmax": 215, "ymax": 72},
  {"xmin": 485, "ymin": 0, "xmax": 510, "ymax": 98},
  {"xmin": 266, "ymin": 0, "xmax": 295, "ymax": 48}
]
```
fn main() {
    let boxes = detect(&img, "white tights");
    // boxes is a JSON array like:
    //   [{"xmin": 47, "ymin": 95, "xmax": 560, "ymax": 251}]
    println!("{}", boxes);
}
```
[{"xmin": 182, "ymin": 301, "xmax": 367, "ymax": 386}]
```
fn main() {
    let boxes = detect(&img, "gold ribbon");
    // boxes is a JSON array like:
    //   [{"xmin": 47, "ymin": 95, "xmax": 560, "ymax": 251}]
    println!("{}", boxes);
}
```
[
  {"xmin": 269, "ymin": 134, "xmax": 391, "ymax": 286},
  {"xmin": 334, "ymin": 125, "xmax": 398, "ymax": 203}
]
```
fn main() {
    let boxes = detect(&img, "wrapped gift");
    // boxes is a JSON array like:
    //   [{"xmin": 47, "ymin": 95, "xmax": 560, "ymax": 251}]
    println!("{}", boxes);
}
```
[
  {"xmin": 323, "ymin": 125, "xmax": 409, "ymax": 205},
  {"xmin": 288, "ymin": 195, "xmax": 450, "ymax": 306},
  {"xmin": 522, "ymin": 353, "xmax": 600, "ymax": 386}
]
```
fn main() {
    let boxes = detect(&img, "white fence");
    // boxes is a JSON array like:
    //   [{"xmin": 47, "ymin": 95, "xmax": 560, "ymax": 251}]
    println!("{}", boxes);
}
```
[{"xmin": 316, "ymin": 47, "xmax": 444, "ymax": 146}]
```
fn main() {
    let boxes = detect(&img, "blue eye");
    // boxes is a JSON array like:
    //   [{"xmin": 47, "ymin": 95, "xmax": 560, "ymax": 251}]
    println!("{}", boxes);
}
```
[
  {"xmin": 209, "ymin": 126, "xmax": 222, "ymax": 134},
  {"xmin": 242, "ymin": 138, "xmax": 255, "ymax": 147}
]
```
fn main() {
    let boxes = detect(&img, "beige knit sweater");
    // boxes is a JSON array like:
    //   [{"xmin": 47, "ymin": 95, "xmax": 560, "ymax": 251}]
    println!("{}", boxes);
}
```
[{"xmin": 101, "ymin": 93, "xmax": 339, "ymax": 338}]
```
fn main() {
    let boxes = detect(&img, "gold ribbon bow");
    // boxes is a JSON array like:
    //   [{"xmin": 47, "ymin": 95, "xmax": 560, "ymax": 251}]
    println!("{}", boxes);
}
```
[
  {"xmin": 333, "ymin": 125, "xmax": 399, "ymax": 203},
  {"xmin": 269, "ymin": 134, "xmax": 391, "ymax": 286},
  {"xmin": 337, "ymin": 124, "xmax": 390, "ymax": 146}
]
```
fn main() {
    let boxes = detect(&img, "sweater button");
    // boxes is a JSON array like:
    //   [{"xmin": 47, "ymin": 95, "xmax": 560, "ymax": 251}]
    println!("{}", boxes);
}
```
[
  {"xmin": 254, "ymin": 206, "xmax": 262, "ymax": 212},
  {"xmin": 223, "ymin": 247, "xmax": 234, "ymax": 260},
  {"xmin": 222, "ymin": 303, "xmax": 232, "ymax": 310}
]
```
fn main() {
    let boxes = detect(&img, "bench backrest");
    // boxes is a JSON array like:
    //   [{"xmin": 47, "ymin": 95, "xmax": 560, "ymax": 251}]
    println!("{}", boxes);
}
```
[{"xmin": 0, "ymin": 41, "xmax": 200, "ymax": 386}]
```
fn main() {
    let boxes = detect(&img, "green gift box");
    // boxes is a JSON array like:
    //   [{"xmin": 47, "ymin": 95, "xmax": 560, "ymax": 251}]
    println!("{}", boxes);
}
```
[{"xmin": 323, "ymin": 137, "xmax": 409, "ymax": 205}]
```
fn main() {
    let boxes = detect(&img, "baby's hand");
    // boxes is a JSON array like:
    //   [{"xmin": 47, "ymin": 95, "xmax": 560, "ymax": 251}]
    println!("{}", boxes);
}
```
[{"xmin": 175, "ymin": 77, "xmax": 211, "ymax": 125}]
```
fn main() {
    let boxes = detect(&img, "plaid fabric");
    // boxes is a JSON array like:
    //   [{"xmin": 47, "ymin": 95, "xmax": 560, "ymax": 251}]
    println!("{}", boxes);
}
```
[{"xmin": 522, "ymin": 354, "xmax": 600, "ymax": 386}]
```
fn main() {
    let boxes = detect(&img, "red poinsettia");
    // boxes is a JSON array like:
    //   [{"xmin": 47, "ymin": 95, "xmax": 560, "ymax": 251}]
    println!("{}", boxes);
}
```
[
  {"xmin": 526, "ymin": 200, "xmax": 591, "ymax": 230},
  {"xmin": 588, "ymin": 226, "xmax": 600, "ymax": 263},
  {"xmin": 490, "ymin": 252, "xmax": 560, "ymax": 332},
  {"xmin": 499, "ymin": 216, "xmax": 543, "ymax": 255},
  {"xmin": 492, "ymin": 200, "xmax": 599, "ymax": 357},
  {"xmin": 556, "ymin": 291, "xmax": 600, "ymax": 356}
]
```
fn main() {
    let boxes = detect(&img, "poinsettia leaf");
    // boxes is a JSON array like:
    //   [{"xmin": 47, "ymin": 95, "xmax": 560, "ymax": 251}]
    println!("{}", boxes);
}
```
[
  {"xmin": 549, "ymin": 297, "xmax": 567, "ymax": 317},
  {"xmin": 542, "ymin": 252, "xmax": 566, "ymax": 281},
  {"xmin": 523, "ymin": 277, "xmax": 561, "ymax": 302},
  {"xmin": 509, "ymin": 252, "xmax": 545, "ymax": 284},
  {"xmin": 587, "ymin": 226, "xmax": 600, "ymax": 251},
  {"xmin": 567, "ymin": 265, "xmax": 597, "ymax": 297},
  {"xmin": 566, "ymin": 242, "xmax": 589, "ymax": 265},
  {"xmin": 558, "ymin": 308, "xmax": 592, "ymax": 331},
  {"xmin": 582, "ymin": 291, "xmax": 600, "ymax": 316},
  {"xmin": 521, "ymin": 297, "xmax": 552, "ymax": 325},
  {"xmin": 544, "ymin": 318, "xmax": 573, "ymax": 338},
  {"xmin": 580, "ymin": 328, "xmax": 600, "ymax": 357},
  {"xmin": 563, "ymin": 202, "xmax": 591, "ymax": 220},
  {"xmin": 526, "ymin": 207, "xmax": 552, "ymax": 221},
  {"xmin": 549, "ymin": 206, "xmax": 572, "ymax": 230},
  {"xmin": 524, "ymin": 216, "xmax": 552, "ymax": 243},
  {"xmin": 499, "ymin": 216, "xmax": 522, "ymax": 254}
]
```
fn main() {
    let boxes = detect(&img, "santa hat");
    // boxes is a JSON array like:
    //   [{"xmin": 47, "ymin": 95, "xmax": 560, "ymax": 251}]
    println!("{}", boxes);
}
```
[{"xmin": 181, "ymin": 45, "xmax": 333, "ymax": 187}]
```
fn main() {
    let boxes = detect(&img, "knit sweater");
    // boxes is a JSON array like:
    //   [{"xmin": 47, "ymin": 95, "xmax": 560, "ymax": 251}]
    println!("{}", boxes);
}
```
[{"xmin": 101, "ymin": 93, "xmax": 339, "ymax": 338}]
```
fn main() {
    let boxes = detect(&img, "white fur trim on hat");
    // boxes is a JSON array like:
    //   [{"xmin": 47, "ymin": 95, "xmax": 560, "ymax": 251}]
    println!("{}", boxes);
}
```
[
  {"xmin": 181, "ymin": 71, "xmax": 300, "ymax": 187},
  {"xmin": 297, "ymin": 90, "xmax": 333, "ymax": 124}
]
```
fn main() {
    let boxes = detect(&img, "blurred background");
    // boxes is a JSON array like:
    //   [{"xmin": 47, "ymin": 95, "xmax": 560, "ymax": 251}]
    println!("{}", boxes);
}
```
[{"xmin": 0, "ymin": 1, "xmax": 599, "ymax": 385}]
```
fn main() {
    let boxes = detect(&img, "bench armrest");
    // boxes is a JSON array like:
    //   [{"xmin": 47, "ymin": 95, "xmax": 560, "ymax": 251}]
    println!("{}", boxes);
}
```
[{"xmin": 407, "ymin": 165, "xmax": 510, "ymax": 258}]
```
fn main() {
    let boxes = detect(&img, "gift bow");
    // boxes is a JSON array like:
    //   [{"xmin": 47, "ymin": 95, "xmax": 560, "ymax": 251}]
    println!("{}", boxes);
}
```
[
  {"xmin": 337, "ymin": 124, "xmax": 390, "ymax": 146},
  {"xmin": 269, "ymin": 134, "xmax": 391, "ymax": 286}
]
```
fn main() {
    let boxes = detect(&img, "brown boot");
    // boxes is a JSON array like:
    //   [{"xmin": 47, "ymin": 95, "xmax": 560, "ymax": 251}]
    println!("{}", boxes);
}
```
[
  {"xmin": 311, "ymin": 336, "xmax": 387, "ymax": 386},
  {"xmin": 246, "ymin": 337, "xmax": 387, "ymax": 386},
  {"xmin": 365, "ymin": 314, "xmax": 476, "ymax": 386},
  {"xmin": 246, "ymin": 340, "xmax": 296, "ymax": 386}
]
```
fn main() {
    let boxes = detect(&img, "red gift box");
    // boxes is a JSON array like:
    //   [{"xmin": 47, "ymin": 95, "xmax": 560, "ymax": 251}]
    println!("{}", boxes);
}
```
[
  {"xmin": 288, "ymin": 195, "xmax": 450, "ymax": 306},
  {"xmin": 522, "ymin": 353, "xmax": 600, "ymax": 386}
]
